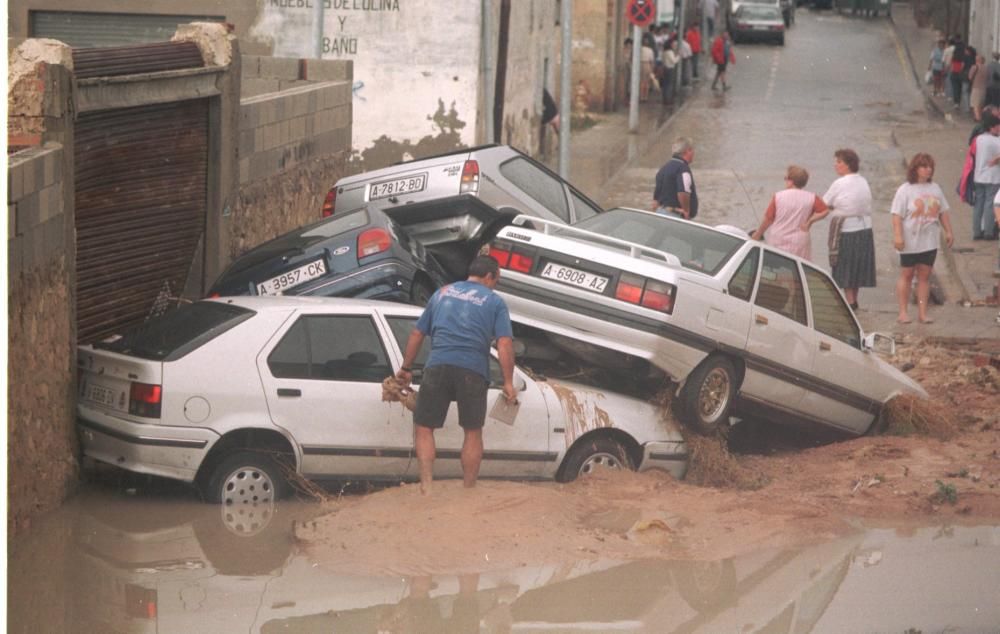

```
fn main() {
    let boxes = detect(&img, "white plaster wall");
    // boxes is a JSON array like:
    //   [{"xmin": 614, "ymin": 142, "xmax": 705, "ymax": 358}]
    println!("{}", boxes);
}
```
[
  {"xmin": 251, "ymin": 0, "xmax": 482, "ymax": 155},
  {"xmin": 969, "ymin": 0, "xmax": 1000, "ymax": 60},
  {"xmin": 501, "ymin": 1, "xmax": 560, "ymax": 154}
]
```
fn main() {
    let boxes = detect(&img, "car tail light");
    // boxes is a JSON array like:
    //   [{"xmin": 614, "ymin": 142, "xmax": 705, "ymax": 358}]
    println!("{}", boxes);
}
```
[
  {"xmin": 770, "ymin": 25, "xmax": 784, "ymax": 30},
  {"xmin": 358, "ymin": 228, "xmax": 392, "ymax": 257},
  {"xmin": 208, "ymin": 291, "xmax": 220, "ymax": 298},
  {"xmin": 125, "ymin": 584, "xmax": 157, "ymax": 620},
  {"xmin": 509, "ymin": 252, "xmax": 534, "ymax": 273},
  {"xmin": 641, "ymin": 280, "xmax": 676, "ymax": 314},
  {"xmin": 321, "ymin": 188, "xmax": 337, "ymax": 217},
  {"xmin": 129, "ymin": 382, "xmax": 162, "ymax": 418},
  {"xmin": 490, "ymin": 241, "xmax": 534, "ymax": 273},
  {"xmin": 615, "ymin": 273, "xmax": 644, "ymax": 304},
  {"xmin": 488, "ymin": 245, "xmax": 511, "ymax": 268},
  {"xmin": 460, "ymin": 160, "xmax": 480, "ymax": 194}
]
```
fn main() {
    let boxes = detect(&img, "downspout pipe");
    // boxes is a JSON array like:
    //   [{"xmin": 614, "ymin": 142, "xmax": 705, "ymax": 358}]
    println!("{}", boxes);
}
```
[
  {"xmin": 313, "ymin": 0, "xmax": 324, "ymax": 59},
  {"xmin": 483, "ymin": 0, "xmax": 495, "ymax": 143},
  {"xmin": 559, "ymin": 0, "xmax": 573, "ymax": 178}
]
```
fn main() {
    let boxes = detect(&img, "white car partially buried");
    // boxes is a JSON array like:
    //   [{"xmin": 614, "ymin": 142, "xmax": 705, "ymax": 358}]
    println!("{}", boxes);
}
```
[
  {"xmin": 488, "ymin": 208, "xmax": 927, "ymax": 437},
  {"xmin": 76, "ymin": 296, "xmax": 688, "ymax": 504}
]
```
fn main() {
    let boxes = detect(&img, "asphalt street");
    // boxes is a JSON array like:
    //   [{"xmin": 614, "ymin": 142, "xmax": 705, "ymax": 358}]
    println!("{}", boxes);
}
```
[{"xmin": 567, "ymin": 5, "xmax": 1000, "ymax": 343}]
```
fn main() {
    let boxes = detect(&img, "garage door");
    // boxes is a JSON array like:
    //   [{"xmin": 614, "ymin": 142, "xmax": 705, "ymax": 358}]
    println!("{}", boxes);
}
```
[{"xmin": 75, "ymin": 99, "xmax": 208, "ymax": 344}]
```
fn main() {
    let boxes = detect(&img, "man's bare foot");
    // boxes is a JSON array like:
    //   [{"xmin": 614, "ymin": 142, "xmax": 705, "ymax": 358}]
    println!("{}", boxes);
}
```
[
  {"xmin": 897, "ymin": 315, "xmax": 912, "ymax": 324},
  {"xmin": 420, "ymin": 479, "xmax": 432, "ymax": 496}
]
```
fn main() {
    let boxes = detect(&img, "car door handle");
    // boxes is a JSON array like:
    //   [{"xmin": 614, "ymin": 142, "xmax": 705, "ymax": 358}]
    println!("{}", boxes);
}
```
[
  {"xmin": 819, "ymin": 341, "xmax": 832, "ymax": 351},
  {"xmin": 755, "ymin": 314, "xmax": 769, "ymax": 325},
  {"xmin": 277, "ymin": 388, "xmax": 301, "ymax": 397}
]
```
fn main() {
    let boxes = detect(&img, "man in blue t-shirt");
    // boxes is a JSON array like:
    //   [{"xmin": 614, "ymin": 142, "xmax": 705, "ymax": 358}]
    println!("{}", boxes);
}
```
[{"xmin": 395, "ymin": 255, "xmax": 516, "ymax": 494}]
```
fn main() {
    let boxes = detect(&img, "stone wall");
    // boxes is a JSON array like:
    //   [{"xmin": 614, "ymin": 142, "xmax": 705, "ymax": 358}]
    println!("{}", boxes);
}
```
[
  {"xmin": 230, "ymin": 61, "xmax": 353, "ymax": 259},
  {"xmin": 7, "ymin": 143, "xmax": 77, "ymax": 536}
]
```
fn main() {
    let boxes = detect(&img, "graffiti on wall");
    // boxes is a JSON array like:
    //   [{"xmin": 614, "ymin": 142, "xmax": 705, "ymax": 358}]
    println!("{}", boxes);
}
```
[{"xmin": 250, "ymin": 0, "xmax": 479, "ymax": 158}]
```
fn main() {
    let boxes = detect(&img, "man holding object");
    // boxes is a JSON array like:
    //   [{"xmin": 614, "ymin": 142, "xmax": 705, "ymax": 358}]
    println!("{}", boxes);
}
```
[{"xmin": 395, "ymin": 255, "xmax": 517, "ymax": 494}]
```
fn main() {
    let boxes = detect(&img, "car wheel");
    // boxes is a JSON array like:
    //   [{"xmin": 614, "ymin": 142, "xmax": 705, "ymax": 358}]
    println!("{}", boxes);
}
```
[
  {"xmin": 678, "ymin": 356, "xmax": 738, "ymax": 436},
  {"xmin": 410, "ymin": 278, "xmax": 435, "ymax": 306},
  {"xmin": 557, "ymin": 436, "xmax": 635, "ymax": 482},
  {"xmin": 778, "ymin": 34, "xmax": 785, "ymax": 46},
  {"xmin": 203, "ymin": 451, "xmax": 289, "ymax": 505}
]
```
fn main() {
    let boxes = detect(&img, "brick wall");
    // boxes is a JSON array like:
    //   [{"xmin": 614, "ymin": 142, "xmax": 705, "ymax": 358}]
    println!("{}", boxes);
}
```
[
  {"xmin": 228, "ymin": 58, "xmax": 352, "ymax": 260},
  {"xmin": 7, "ymin": 143, "xmax": 78, "ymax": 536}
]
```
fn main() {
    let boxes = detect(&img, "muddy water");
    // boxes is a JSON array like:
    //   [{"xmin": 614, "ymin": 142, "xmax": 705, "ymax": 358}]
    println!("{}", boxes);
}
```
[{"xmin": 7, "ymin": 483, "xmax": 1000, "ymax": 633}]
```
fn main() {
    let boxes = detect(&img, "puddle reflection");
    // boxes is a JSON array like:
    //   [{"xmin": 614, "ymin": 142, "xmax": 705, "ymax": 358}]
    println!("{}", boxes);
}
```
[{"xmin": 7, "ymin": 487, "xmax": 1000, "ymax": 633}]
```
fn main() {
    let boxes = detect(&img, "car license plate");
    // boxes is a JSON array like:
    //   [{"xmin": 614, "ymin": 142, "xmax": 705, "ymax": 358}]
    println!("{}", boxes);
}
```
[
  {"xmin": 369, "ymin": 174, "xmax": 427, "ymax": 201},
  {"xmin": 257, "ymin": 259, "xmax": 328, "ymax": 296},
  {"xmin": 83, "ymin": 382, "xmax": 124, "ymax": 410},
  {"xmin": 752, "ymin": 24, "xmax": 768, "ymax": 30},
  {"xmin": 540, "ymin": 262, "xmax": 609, "ymax": 293}
]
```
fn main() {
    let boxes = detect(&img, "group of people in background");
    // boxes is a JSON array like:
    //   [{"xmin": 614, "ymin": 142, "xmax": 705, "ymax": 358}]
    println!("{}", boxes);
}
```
[
  {"xmin": 623, "ymin": 0, "xmax": 733, "ymax": 106},
  {"xmin": 929, "ymin": 34, "xmax": 1000, "ymax": 122}
]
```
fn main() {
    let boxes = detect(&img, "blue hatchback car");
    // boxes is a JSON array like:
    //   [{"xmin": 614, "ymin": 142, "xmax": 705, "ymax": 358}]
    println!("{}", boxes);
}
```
[{"xmin": 208, "ymin": 207, "xmax": 449, "ymax": 304}]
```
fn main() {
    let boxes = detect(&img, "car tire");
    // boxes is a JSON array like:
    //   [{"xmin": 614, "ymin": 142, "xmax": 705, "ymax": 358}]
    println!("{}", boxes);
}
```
[
  {"xmin": 410, "ymin": 278, "xmax": 435, "ymax": 306},
  {"xmin": 677, "ymin": 356, "xmax": 738, "ymax": 436},
  {"xmin": 557, "ymin": 436, "xmax": 635, "ymax": 482},
  {"xmin": 778, "ymin": 34, "xmax": 785, "ymax": 46},
  {"xmin": 203, "ymin": 451, "xmax": 290, "ymax": 505}
]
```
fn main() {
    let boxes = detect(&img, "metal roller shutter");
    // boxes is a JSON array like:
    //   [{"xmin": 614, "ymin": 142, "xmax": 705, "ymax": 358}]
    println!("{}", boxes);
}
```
[
  {"xmin": 30, "ymin": 11, "xmax": 225, "ymax": 49},
  {"xmin": 75, "ymin": 99, "xmax": 208, "ymax": 344}
]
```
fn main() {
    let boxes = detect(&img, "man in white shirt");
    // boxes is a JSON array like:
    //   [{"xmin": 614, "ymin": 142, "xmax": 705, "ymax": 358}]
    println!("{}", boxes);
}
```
[
  {"xmin": 973, "ymin": 113, "xmax": 1000, "ymax": 240},
  {"xmin": 679, "ymin": 35, "xmax": 693, "ymax": 86}
]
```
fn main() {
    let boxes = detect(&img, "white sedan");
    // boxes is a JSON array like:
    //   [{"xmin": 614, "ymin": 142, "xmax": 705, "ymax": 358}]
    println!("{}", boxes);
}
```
[
  {"xmin": 489, "ymin": 208, "xmax": 927, "ymax": 437},
  {"xmin": 76, "ymin": 296, "xmax": 688, "ymax": 504}
]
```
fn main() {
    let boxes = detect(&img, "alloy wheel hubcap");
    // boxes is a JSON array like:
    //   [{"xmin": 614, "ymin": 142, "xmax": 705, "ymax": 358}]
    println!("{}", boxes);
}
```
[
  {"xmin": 222, "ymin": 466, "xmax": 275, "ymax": 506},
  {"xmin": 579, "ymin": 452, "xmax": 624, "ymax": 476},
  {"xmin": 698, "ymin": 368, "xmax": 731, "ymax": 422}
]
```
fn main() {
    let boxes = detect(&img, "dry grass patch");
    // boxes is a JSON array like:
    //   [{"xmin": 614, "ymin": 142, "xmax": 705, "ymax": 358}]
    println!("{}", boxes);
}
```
[{"xmin": 881, "ymin": 393, "xmax": 959, "ymax": 440}]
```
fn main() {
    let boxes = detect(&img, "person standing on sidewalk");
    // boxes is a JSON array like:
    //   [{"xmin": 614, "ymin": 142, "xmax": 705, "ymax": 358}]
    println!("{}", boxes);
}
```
[
  {"xmin": 652, "ymin": 137, "xmax": 698, "ymax": 219},
  {"xmin": 395, "ymin": 255, "xmax": 517, "ymax": 495},
  {"xmin": 950, "ymin": 41, "xmax": 967, "ymax": 110},
  {"xmin": 660, "ymin": 39, "xmax": 681, "ymax": 105},
  {"xmin": 942, "ymin": 37, "xmax": 956, "ymax": 101},
  {"xmin": 891, "ymin": 153, "xmax": 955, "ymax": 324},
  {"xmin": 822, "ymin": 148, "xmax": 876, "ymax": 311},
  {"xmin": 929, "ymin": 38, "xmax": 946, "ymax": 97},
  {"xmin": 711, "ymin": 31, "xmax": 735, "ymax": 91},
  {"xmin": 686, "ymin": 23, "xmax": 702, "ymax": 81},
  {"xmin": 970, "ymin": 53, "xmax": 987, "ymax": 121},
  {"xmin": 972, "ymin": 112, "xmax": 1000, "ymax": 240},
  {"xmin": 703, "ymin": 0, "xmax": 718, "ymax": 37},
  {"xmin": 993, "ymin": 190, "xmax": 1000, "ymax": 324}
]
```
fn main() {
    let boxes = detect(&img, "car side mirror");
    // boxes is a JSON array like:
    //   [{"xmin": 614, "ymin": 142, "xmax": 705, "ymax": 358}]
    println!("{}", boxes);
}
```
[{"xmin": 863, "ymin": 332, "xmax": 895, "ymax": 356}]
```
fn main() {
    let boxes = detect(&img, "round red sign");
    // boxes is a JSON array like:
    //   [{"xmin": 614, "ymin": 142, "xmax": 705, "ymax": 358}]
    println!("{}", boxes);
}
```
[{"xmin": 626, "ymin": 0, "xmax": 656, "ymax": 28}]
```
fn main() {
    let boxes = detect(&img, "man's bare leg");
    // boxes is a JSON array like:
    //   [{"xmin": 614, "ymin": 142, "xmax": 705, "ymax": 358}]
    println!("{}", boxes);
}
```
[
  {"xmin": 461, "ymin": 428, "xmax": 483, "ymax": 488},
  {"xmin": 414, "ymin": 425, "xmax": 436, "ymax": 495}
]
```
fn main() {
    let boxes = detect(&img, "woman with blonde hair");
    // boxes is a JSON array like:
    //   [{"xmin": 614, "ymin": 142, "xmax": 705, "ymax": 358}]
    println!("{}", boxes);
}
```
[
  {"xmin": 751, "ymin": 165, "xmax": 828, "ymax": 260},
  {"xmin": 891, "ymin": 153, "xmax": 955, "ymax": 324}
]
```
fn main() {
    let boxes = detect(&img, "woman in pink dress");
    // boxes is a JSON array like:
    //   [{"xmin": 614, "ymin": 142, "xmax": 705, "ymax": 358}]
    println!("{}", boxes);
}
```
[{"xmin": 750, "ymin": 165, "xmax": 828, "ymax": 260}]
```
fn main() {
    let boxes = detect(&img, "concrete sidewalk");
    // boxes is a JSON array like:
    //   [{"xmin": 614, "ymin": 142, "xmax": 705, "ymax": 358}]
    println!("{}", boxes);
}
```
[{"xmin": 889, "ymin": 2, "xmax": 1000, "ymax": 335}]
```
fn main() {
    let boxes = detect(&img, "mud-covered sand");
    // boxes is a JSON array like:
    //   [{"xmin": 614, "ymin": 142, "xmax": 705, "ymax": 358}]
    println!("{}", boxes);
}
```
[{"xmin": 298, "ymin": 340, "xmax": 1000, "ymax": 576}]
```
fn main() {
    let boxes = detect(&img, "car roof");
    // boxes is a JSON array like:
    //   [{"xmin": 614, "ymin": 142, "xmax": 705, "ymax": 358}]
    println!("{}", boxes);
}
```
[{"xmin": 206, "ymin": 295, "xmax": 424, "ymax": 315}]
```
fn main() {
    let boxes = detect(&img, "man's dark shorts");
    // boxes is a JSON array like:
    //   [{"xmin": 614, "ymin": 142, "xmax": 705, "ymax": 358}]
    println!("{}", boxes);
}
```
[
  {"xmin": 899, "ymin": 249, "xmax": 937, "ymax": 268},
  {"xmin": 414, "ymin": 365, "xmax": 488, "ymax": 430}
]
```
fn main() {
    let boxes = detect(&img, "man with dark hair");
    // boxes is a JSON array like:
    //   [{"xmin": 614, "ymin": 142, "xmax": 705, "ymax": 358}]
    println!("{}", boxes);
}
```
[{"xmin": 395, "ymin": 255, "xmax": 517, "ymax": 494}]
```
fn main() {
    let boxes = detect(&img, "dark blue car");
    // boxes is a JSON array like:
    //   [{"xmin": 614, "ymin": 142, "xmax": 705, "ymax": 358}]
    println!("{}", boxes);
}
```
[{"xmin": 208, "ymin": 207, "xmax": 449, "ymax": 304}]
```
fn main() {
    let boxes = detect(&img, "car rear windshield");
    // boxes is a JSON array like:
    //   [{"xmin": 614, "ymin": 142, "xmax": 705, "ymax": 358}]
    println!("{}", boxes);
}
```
[
  {"xmin": 93, "ymin": 301, "xmax": 255, "ymax": 361},
  {"xmin": 571, "ymin": 208, "xmax": 745, "ymax": 275},
  {"xmin": 741, "ymin": 5, "xmax": 781, "ymax": 18}
]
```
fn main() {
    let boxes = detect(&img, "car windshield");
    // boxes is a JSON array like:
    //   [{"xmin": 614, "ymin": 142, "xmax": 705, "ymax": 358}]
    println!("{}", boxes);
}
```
[
  {"xmin": 93, "ymin": 301, "xmax": 254, "ymax": 361},
  {"xmin": 570, "ymin": 208, "xmax": 745, "ymax": 275}
]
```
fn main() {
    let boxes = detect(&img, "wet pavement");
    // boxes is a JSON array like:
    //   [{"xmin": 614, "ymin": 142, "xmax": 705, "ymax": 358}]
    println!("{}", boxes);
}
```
[{"xmin": 7, "ymin": 483, "xmax": 1000, "ymax": 633}]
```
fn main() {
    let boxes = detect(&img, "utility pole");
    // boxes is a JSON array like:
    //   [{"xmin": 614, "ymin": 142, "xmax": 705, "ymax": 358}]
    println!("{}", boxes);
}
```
[
  {"xmin": 629, "ymin": 23, "xmax": 641, "ymax": 133},
  {"xmin": 558, "ymin": 0, "xmax": 573, "ymax": 178}
]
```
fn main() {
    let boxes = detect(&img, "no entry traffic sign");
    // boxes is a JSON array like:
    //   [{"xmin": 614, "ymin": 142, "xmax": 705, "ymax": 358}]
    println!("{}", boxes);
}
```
[{"xmin": 626, "ymin": 0, "xmax": 656, "ymax": 28}]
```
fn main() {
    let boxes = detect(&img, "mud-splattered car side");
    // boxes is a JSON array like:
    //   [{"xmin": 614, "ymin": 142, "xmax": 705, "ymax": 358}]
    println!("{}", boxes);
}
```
[{"xmin": 77, "ymin": 297, "xmax": 687, "ymax": 504}]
